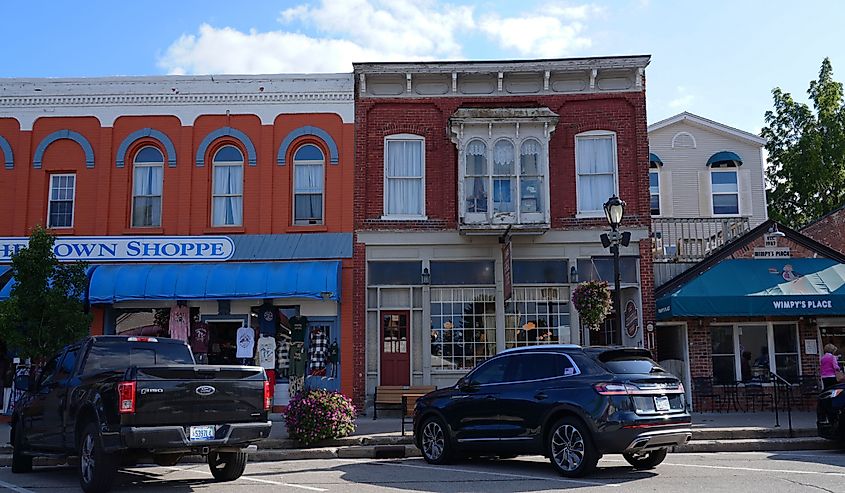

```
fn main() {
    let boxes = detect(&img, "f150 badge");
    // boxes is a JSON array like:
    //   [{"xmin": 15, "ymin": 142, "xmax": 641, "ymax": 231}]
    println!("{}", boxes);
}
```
[{"xmin": 196, "ymin": 385, "xmax": 216, "ymax": 396}]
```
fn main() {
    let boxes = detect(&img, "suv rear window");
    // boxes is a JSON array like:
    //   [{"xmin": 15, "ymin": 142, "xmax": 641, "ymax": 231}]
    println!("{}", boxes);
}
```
[
  {"xmin": 602, "ymin": 356, "xmax": 663, "ymax": 375},
  {"xmin": 81, "ymin": 342, "xmax": 194, "ymax": 376}
]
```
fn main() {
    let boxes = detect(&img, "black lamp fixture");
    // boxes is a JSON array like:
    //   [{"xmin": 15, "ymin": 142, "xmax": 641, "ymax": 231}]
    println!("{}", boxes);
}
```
[
  {"xmin": 421, "ymin": 267, "xmax": 431, "ymax": 285},
  {"xmin": 603, "ymin": 195, "xmax": 626, "ymax": 230}
]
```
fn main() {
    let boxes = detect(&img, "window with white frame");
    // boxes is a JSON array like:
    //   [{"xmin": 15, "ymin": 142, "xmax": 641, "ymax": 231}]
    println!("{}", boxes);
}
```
[
  {"xmin": 211, "ymin": 145, "xmax": 244, "ymax": 227},
  {"xmin": 459, "ymin": 137, "xmax": 549, "ymax": 225},
  {"xmin": 709, "ymin": 323, "xmax": 800, "ymax": 384},
  {"xmin": 384, "ymin": 135, "xmax": 424, "ymax": 218},
  {"xmin": 293, "ymin": 144, "xmax": 324, "ymax": 225},
  {"xmin": 505, "ymin": 287, "xmax": 570, "ymax": 348},
  {"xmin": 575, "ymin": 131, "xmax": 617, "ymax": 215},
  {"xmin": 131, "ymin": 146, "xmax": 164, "ymax": 227},
  {"xmin": 711, "ymin": 166, "xmax": 739, "ymax": 215},
  {"xmin": 430, "ymin": 287, "xmax": 497, "ymax": 371},
  {"xmin": 649, "ymin": 168, "xmax": 660, "ymax": 216},
  {"xmin": 48, "ymin": 174, "xmax": 76, "ymax": 228}
]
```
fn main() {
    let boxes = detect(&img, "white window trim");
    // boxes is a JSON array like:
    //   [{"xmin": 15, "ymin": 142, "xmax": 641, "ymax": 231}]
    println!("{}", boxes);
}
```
[
  {"xmin": 130, "ymin": 147, "xmax": 164, "ymax": 228},
  {"xmin": 671, "ymin": 131, "xmax": 697, "ymax": 149},
  {"xmin": 649, "ymin": 168, "xmax": 661, "ymax": 218},
  {"xmin": 575, "ymin": 130, "xmax": 619, "ymax": 218},
  {"xmin": 211, "ymin": 146, "xmax": 244, "ymax": 227},
  {"xmin": 382, "ymin": 134, "xmax": 427, "ymax": 220},
  {"xmin": 710, "ymin": 322, "xmax": 802, "ymax": 383},
  {"xmin": 292, "ymin": 145, "xmax": 326, "ymax": 226},
  {"xmin": 710, "ymin": 167, "xmax": 741, "ymax": 217},
  {"xmin": 47, "ymin": 173, "xmax": 76, "ymax": 229}
]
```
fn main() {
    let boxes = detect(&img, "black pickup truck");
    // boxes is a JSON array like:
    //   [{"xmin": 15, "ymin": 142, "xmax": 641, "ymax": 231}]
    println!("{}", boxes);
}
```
[{"xmin": 10, "ymin": 335, "xmax": 272, "ymax": 493}]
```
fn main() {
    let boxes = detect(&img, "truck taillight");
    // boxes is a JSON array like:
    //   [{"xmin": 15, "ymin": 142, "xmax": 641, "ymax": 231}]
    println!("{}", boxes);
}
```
[
  {"xmin": 127, "ymin": 336, "xmax": 157, "ymax": 343},
  {"xmin": 263, "ymin": 380, "xmax": 271, "ymax": 411},
  {"xmin": 118, "ymin": 381, "xmax": 136, "ymax": 414}
]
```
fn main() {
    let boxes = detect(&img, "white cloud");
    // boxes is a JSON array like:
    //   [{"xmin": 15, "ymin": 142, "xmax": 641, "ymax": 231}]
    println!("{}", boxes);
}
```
[
  {"xmin": 158, "ymin": 1, "xmax": 603, "ymax": 74},
  {"xmin": 668, "ymin": 86, "xmax": 694, "ymax": 109}
]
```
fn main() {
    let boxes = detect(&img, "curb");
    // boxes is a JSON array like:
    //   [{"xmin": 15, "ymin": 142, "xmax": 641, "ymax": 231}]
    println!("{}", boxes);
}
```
[{"xmin": 674, "ymin": 437, "xmax": 840, "ymax": 453}]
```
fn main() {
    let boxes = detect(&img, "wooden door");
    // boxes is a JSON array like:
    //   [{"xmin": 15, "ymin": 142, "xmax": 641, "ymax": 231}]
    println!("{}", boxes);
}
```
[{"xmin": 380, "ymin": 311, "xmax": 410, "ymax": 386}]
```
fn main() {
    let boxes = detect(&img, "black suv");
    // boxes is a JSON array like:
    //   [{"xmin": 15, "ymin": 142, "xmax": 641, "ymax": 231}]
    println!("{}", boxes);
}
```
[{"xmin": 412, "ymin": 345, "xmax": 691, "ymax": 477}]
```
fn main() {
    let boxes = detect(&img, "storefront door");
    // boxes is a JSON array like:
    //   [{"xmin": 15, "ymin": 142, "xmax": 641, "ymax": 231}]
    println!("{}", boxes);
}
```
[
  {"xmin": 380, "ymin": 311, "xmax": 410, "ymax": 386},
  {"xmin": 656, "ymin": 324, "xmax": 690, "ymax": 405}
]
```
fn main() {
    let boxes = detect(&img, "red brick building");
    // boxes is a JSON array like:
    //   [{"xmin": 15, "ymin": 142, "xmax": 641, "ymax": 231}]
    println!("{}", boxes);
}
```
[
  {"xmin": 656, "ymin": 220, "xmax": 845, "ymax": 410},
  {"xmin": 0, "ymin": 74, "xmax": 356, "ymax": 404},
  {"xmin": 352, "ymin": 57, "xmax": 655, "ymax": 409},
  {"xmin": 802, "ymin": 204, "xmax": 845, "ymax": 255}
]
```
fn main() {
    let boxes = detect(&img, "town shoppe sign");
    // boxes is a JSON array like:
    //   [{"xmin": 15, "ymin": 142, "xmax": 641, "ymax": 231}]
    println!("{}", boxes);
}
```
[{"xmin": 0, "ymin": 236, "xmax": 235, "ymax": 263}]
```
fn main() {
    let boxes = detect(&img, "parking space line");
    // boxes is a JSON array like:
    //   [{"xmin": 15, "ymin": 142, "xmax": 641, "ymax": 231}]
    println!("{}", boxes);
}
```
[
  {"xmin": 162, "ymin": 466, "xmax": 327, "ymax": 491},
  {"xmin": 380, "ymin": 460, "xmax": 620, "ymax": 487},
  {"xmin": 0, "ymin": 478, "xmax": 37, "ymax": 493},
  {"xmin": 662, "ymin": 462, "xmax": 845, "ymax": 477}
]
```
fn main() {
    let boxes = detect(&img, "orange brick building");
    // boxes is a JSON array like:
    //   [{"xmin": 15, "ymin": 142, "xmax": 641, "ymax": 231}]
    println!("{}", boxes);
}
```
[{"xmin": 0, "ymin": 74, "xmax": 357, "ymax": 404}]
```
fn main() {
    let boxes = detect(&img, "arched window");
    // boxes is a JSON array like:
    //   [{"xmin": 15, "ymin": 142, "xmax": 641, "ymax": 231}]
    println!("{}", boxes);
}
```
[
  {"xmin": 131, "ymin": 146, "xmax": 164, "ymax": 227},
  {"xmin": 519, "ymin": 139, "xmax": 543, "ymax": 215},
  {"xmin": 293, "ymin": 144, "xmax": 325, "ymax": 225},
  {"xmin": 465, "ymin": 140, "xmax": 487, "ymax": 213},
  {"xmin": 492, "ymin": 140, "xmax": 515, "ymax": 213},
  {"xmin": 211, "ymin": 145, "xmax": 244, "ymax": 226}
]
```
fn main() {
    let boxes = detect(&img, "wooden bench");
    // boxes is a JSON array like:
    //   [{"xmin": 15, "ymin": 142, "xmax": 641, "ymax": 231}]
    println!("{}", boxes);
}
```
[{"xmin": 373, "ymin": 385, "xmax": 436, "ymax": 426}]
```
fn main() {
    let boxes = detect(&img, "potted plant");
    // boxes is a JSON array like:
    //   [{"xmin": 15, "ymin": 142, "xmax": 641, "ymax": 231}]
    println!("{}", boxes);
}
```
[
  {"xmin": 284, "ymin": 389, "xmax": 357, "ymax": 446},
  {"xmin": 571, "ymin": 281, "xmax": 613, "ymax": 331}
]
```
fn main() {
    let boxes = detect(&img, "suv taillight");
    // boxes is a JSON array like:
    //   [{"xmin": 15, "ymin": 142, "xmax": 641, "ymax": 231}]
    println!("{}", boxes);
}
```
[
  {"xmin": 594, "ymin": 382, "xmax": 638, "ymax": 395},
  {"xmin": 118, "ymin": 381, "xmax": 136, "ymax": 414},
  {"xmin": 263, "ymin": 380, "xmax": 271, "ymax": 411}
]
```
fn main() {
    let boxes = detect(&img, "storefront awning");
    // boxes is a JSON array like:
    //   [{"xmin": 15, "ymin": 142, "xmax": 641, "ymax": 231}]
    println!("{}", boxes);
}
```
[
  {"xmin": 88, "ymin": 261, "xmax": 341, "ymax": 303},
  {"xmin": 0, "ymin": 265, "xmax": 93, "ymax": 301},
  {"xmin": 657, "ymin": 258, "xmax": 845, "ymax": 320}
]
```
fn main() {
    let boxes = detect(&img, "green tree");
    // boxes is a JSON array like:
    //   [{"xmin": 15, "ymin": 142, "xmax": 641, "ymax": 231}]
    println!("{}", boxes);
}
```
[
  {"xmin": 762, "ymin": 58, "xmax": 845, "ymax": 227},
  {"xmin": 0, "ymin": 226, "xmax": 91, "ymax": 361}
]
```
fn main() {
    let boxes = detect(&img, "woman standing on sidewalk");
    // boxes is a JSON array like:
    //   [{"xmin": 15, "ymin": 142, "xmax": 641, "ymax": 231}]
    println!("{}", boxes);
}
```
[{"xmin": 820, "ymin": 343, "xmax": 841, "ymax": 389}]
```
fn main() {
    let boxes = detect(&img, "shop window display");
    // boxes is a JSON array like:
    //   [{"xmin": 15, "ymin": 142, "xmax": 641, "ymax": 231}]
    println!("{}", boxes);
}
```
[
  {"xmin": 430, "ymin": 287, "xmax": 496, "ymax": 371},
  {"xmin": 505, "ymin": 287, "xmax": 570, "ymax": 349}
]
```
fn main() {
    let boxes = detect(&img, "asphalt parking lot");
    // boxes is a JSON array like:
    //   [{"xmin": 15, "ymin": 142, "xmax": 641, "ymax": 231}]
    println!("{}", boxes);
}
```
[{"xmin": 1, "ymin": 450, "xmax": 845, "ymax": 492}]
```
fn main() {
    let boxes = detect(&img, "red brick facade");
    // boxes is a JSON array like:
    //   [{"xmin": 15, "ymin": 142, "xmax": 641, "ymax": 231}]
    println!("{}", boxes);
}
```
[{"xmin": 803, "ymin": 206, "xmax": 845, "ymax": 255}]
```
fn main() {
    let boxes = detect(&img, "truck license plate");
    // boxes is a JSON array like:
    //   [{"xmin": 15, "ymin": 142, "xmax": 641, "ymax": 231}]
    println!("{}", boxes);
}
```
[
  {"xmin": 654, "ymin": 396, "xmax": 671, "ymax": 411},
  {"xmin": 189, "ymin": 425, "xmax": 216, "ymax": 441}
]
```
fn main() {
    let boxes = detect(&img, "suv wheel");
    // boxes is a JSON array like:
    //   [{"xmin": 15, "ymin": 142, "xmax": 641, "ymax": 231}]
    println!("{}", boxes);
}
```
[
  {"xmin": 208, "ymin": 451, "xmax": 248, "ymax": 481},
  {"xmin": 79, "ymin": 423, "xmax": 118, "ymax": 493},
  {"xmin": 11, "ymin": 427, "xmax": 33, "ymax": 473},
  {"xmin": 419, "ymin": 416, "xmax": 453, "ymax": 464},
  {"xmin": 623, "ymin": 448, "xmax": 668, "ymax": 470},
  {"xmin": 547, "ymin": 417, "xmax": 599, "ymax": 477}
]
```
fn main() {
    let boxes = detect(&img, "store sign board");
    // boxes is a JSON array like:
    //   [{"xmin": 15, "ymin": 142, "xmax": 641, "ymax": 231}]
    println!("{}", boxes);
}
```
[
  {"xmin": 624, "ymin": 300, "xmax": 639, "ymax": 338},
  {"xmin": 0, "ymin": 236, "xmax": 235, "ymax": 263},
  {"xmin": 502, "ymin": 239, "xmax": 513, "ymax": 302},
  {"xmin": 753, "ymin": 247, "xmax": 790, "ymax": 258}
]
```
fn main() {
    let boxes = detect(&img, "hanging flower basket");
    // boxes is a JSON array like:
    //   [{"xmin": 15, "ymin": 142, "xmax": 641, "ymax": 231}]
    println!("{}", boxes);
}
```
[{"xmin": 571, "ymin": 280, "xmax": 613, "ymax": 331}]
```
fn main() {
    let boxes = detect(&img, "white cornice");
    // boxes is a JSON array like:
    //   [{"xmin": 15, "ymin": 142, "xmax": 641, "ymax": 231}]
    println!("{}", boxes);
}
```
[{"xmin": 648, "ymin": 111, "xmax": 766, "ymax": 146}]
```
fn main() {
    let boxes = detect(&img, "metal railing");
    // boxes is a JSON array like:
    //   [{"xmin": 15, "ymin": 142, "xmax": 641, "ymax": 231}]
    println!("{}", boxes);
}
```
[
  {"xmin": 769, "ymin": 371, "xmax": 794, "ymax": 437},
  {"xmin": 653, "ymin": 217, "xmax": 751, "ymax": 262}
]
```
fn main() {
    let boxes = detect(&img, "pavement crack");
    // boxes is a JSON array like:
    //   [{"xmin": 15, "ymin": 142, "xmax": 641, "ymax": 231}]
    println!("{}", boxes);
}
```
[{"xmin": 782, "ymin": 477, "xmax": 836, "ymax": 493}]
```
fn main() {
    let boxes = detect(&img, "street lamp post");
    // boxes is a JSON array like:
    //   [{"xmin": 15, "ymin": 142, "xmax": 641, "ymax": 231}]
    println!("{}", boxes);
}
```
[{"xmin": 601, "ymin": 195, "xmax": 630, "ymax": 344}]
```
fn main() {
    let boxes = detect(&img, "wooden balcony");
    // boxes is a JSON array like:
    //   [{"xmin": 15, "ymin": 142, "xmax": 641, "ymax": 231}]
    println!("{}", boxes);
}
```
[{"xmin": 653, "ymin": 217, "xmax": 751, "ymax": 262}]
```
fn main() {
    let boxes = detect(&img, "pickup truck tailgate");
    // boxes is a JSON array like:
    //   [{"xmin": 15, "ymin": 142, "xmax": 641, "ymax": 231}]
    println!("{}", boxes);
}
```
[{"xmin": 128, "ymin": 365, "xmax": 267, "ymax": 426}]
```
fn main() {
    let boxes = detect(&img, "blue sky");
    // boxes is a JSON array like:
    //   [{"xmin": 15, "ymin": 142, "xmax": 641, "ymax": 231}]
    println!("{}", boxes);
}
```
[{"xmin": 1, "ymin": 0, "xmax": 842, "ymax": 133}]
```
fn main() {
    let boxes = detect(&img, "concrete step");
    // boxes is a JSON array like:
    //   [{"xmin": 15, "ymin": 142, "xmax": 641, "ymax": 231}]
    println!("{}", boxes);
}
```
[
  {"xmin": 691, "ymin": 427, "xmax": 816, "ymax": 440},
  {"xmin": 675, "ymin": 437, "xmax": 839, "ymax": 453}
]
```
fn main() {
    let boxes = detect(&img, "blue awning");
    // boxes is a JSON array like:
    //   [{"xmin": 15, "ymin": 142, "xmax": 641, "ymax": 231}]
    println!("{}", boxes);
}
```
[
  {"xmin": 88, "ymin": 261, "xmax": 341, "ymax": 303},
  {"xmin": 657, "ymin": 258, "xmax": 845, "ymax": 319},
  {"xmin": 0, "ymin": 265, "xmax": 97, "ymax": 301},
  {"xmin": 706, "ymin": 151, "xmax": 742, "ymax": 167},
  {"xmin": 649, "ymin": 152, "xmax": 663, "ymax": 167}
]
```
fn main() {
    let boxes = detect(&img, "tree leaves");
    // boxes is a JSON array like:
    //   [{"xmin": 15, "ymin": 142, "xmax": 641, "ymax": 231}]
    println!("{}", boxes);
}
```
[
  {"xmin": 762, "ymin": 58, "xmax": 845, "ymax": 227},
  {"xmin": 0, "ymin": 226, "xmax": 91, "ymax": 361}
]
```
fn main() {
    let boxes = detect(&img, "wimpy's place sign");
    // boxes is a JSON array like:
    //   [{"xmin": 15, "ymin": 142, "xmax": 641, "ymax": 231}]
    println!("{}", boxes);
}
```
[{"xmin": 0, "ymin": 236, "xmax": 235, "ymax": 263}]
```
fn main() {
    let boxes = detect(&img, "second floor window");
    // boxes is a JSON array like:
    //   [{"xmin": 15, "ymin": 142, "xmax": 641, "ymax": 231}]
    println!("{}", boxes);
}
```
[
  {"xmin": 384, "ymin": 135, "xmax": 424, "ymax": 218},
  {"xmin": 293, "ymin": 144, "xmax": 324, "ymax": 225},
  {"xmin": 132, "ymin": 146, "xmax": 164, "ymax": 227},
  {"xmin": 211, "ymin": 145, "xmax": 244, "ymax": 227},
  {"xmin": 464, "ymin": 139, "xmax": 545, "ymax": 218},
  {"xmin": 48, "ymin": 174, "xmax": 75, "ymax": 228},
  {"xmin": 649, "ymin": 169, "xmax": 660, "ymax": 216},
  {"xmin": 711, "ymin": 167, "xmax": 739, "ymax": 215},
  {"xmin": 575, "ymin": 131, "xmax": 617, "ymax": 215}
]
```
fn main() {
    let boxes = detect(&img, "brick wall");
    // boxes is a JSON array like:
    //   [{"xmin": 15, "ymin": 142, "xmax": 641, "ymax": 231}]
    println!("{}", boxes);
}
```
[
  {"xmin": 803, "ymin": 208, "xmax": 845, "ymax": 255},
  {"xmin": 729, "ymin": 235, "xmax": 826, "ymax": 260},
  {"xmin": 353, "ymin": 92, "xmax": 652, "ymax": 231}
]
